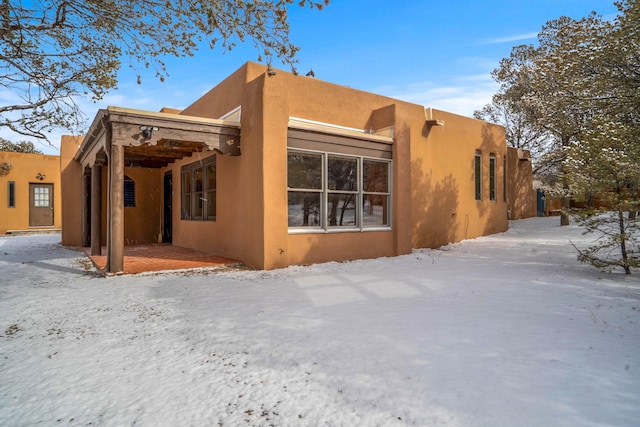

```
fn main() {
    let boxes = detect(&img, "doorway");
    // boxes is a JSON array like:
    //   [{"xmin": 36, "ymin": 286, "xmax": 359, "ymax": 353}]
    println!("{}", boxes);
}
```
[
  {"xmin": 163, "ymin": 171, "xmax": 172, "ymax": 243},
  {"xmin": 29, "ymin": 183, "xmax": 54, "ymax": 227}
]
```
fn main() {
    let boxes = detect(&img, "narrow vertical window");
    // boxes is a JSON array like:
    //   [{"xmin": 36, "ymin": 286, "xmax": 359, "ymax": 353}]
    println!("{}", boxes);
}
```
[
  {"xmin": 489, "ymin": 154, "xmax": 496, "ymax": 201},
  {"xmin": 474, "ymin": 151, "xmax": 482, "ymax": 201},
  {"xmin": 503, "ymin": 156, "xmax": 507, "ymax": 202},
  {"xmin": 8, "ymin": 181, "xmax": 15, "ymax": 208},
  {"xmin": 124, "ymin": 176, "xmax": 135, "ymax": 207}
]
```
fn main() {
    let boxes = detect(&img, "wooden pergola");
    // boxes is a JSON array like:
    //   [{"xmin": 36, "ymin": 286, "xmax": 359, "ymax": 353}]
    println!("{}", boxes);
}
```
[{"xmin": 74, "ymin": 107, "xmax": 241, "ymax": 274}]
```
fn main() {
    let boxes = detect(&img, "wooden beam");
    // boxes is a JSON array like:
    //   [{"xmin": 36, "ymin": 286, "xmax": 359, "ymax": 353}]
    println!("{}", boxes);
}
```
[{"xmin": 111, "ymin": 123, "xmax": 241, "ymax": 155}]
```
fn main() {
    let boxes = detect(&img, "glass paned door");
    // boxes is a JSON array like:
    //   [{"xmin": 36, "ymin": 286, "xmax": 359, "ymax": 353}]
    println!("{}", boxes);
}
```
[{"xmin": 29, "ymin": 183, "xmax": 54, "ymax": 227}]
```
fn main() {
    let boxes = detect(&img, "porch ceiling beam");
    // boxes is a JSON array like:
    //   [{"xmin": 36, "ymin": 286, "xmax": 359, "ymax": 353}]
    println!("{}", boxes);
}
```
[
  {"xmin": 111, "ymin": 123, "xmax": 240, "ymax": 156},
  {"xmin": 75, "ymin": 106, "xmax": 242, "ymax": 168}
]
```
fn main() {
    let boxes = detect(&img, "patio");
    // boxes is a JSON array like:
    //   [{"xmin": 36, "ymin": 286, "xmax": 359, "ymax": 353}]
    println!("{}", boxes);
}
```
[{"xmin": 81, "ymin": 243, "xmax": 241, "ymax": 275}]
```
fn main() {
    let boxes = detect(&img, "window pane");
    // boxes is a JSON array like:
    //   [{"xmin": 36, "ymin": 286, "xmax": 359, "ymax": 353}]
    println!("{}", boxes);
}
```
[
  {"xmin": 34, "ymin": 187, "xmax": 49, "ymax": 207},
  {"xmin": 288, "ymin": 153, "xmax": 322, "ymax": 189},
  {"xmin": 124, "ymin": 177, "xmax": 135, "ymax": 207},
  {"xmin": 328, "ymin": 157, "xmax": 358, "ymax": 191},
  {"xmin": 181, "ymin": 195, "xmax": 191, "ymax": 219},
  {"xmin": 194, "ymin": 192, "xmax": 203, "ymax": 217},
  {"xmin": 205, "ymin": 162, "xmax": 216, "ymax": 220},
  {"xmin": 475, "ymin": 154, "xmax": 482, "ymax": 200},
  {"xmin": 328, "ymin": 193, "xmax": 357, "ymax": 227},
  {"xmin": 8, "ymin": 182, "xmax": 15, "ymax": 208},
  {"xmin": 489, "ymin": 156, "xmax": 496, "ymax": 201},
  {"xmin": 194, "ymin": 167, "xmax": 203, "ymax": 192},
  {"xmin": 206, "ymin": 163, "xmax": 216, "ymax": 192},
  {"xmin": 363, "ymin": 194, "xmax": 388, "ymax": 226},
  {"xmin": 503, "ymin": 157, "xmax": 507, "ymax": 202},
  {"xmin": 181, "ymin": 171, "xmax": 191, "ymax": 219},
  {"xmin": 288, "ymin": 192, "xmax": 321, "ymax": 227},
  {"xmin": 206, "ymin": 190, "xmax": 216, "ymax": 219},
  {"xmin": 182, "ymin": 171, "xmax": 191, "ymax": 194},
  {"xmin": 363, "ymin": 160, "xmax": 388, "ymax": 193}
]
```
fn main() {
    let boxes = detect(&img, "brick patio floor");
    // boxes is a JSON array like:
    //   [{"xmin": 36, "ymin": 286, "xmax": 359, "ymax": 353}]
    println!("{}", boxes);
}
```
[{"xmin": 81, "ymin": 244, "xmax": 241, "ymax": 275}]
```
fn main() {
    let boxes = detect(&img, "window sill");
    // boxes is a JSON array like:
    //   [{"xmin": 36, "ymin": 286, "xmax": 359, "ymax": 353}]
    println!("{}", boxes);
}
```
[{"xmin": 288, "ymin": 227, "xmax": 391, "ymax": 235}]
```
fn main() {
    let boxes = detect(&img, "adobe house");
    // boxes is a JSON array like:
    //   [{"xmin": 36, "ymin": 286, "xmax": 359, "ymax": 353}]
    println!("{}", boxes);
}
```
[
  {"xmin": 0, "ymin": 151, "xmax": 62, "ymax": 234},
  {"xmin": 60, "ymin": 62, "xmax": 534, "ymax": 273}
]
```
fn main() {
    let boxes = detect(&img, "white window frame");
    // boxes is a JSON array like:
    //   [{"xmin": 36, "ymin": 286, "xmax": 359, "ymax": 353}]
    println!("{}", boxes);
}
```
[
  {"xmin": 181, "ymin": 155, "xmax": 216, "ymax": 221},
  {"xmin": 288, "ymin": 148, "xmax": 392, "ymax": 233}
]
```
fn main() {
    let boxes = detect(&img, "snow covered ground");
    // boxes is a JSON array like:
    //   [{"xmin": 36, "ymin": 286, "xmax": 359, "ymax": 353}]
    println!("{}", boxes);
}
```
[{"xmin": 1, "ymin": 217, "xmax": 639, "ymax": 426}]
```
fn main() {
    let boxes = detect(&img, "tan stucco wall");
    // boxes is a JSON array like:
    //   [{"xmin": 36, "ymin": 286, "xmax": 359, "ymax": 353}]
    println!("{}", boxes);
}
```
[
  {"xmin": 60, "ymin": 135, "xmax": 83, "ymax": 246},
  {"xmin": 167, "ymin": 62, "xmax": 514, "ymax": 268},
  {"xmin": 412, "ymin": 109, "xmax": 509, "ymax": 248},
  {"xmin": 0, "ymin": 150, "xmax": 62, "ymax": 234},
  {"xmin": 507, "ymin": 147, "xmax": 536, "ymax": 219},
  {"xmin": 176, "ymin": 63, "xmax": 416, "ymax": 269},
  {"xmin": 123, "ymin": 167, "xmax": 163, "ymax": 245},
  {"xmin": 60, "ymin": 62, "xmax": 533, "ymax": 270},
  {"xmin": 172, "ymin": 63, "xmax": 269, "ymax": 268}
]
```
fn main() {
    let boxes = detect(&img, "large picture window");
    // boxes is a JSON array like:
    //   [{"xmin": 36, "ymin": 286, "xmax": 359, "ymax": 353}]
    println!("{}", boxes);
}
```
[
  {"xmin": 181, "ymin": 156, "xmax": 216, "ymax": 221},
  {"xmin": 288, "ymin": 150, "xmax": 391, "ymax": 231}
]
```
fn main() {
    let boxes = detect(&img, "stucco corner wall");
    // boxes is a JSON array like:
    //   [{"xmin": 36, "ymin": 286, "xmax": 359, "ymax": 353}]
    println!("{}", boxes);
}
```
[
  {"xmin": 168, "ymin": 64, "xmax": 270, "ymax": 269},
  {"xmin": 507, "ymin": 147, "xmax": 536, "ymax": 220},
  {"xmin": 60, "ymin": 135, "xmax": 83, "ymax": 246}
]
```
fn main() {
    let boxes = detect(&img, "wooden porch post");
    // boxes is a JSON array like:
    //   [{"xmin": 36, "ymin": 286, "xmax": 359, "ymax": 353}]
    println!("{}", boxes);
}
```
[
  {"xmin": 81, "ymin": 170, "xmax": 91, "ymax": 248},
  {"xmin": 107, "ymin": 144, "xmax": 125, "ymax": 273},
  {"xmin": 90, "ymin": 165, "xmax": 102, "ymax": 255}
]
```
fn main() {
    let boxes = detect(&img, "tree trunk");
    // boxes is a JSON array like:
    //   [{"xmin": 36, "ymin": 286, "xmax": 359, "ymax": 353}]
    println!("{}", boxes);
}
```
[
  {"xmin": 618, "ymin": 210, "xmax": 631, "ymax": 274},
  {"xmin": 560, "ymin": 196, "xmax": 571, "ymax": 226}
]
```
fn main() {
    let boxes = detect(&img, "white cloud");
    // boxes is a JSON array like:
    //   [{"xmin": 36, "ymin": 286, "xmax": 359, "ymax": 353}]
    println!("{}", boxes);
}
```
[
  {"xmin": 483, "ymin": 32, "xmax": 538, "ymax": 44},
  {"xmin": 375, "ymin": 74, "xmax": 498, "ymax": 118}
]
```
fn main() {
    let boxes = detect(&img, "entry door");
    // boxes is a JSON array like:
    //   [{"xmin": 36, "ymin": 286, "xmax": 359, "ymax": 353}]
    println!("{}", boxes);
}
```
[{"xmin": 29, "ymin": 183, "xmax": 54, "ymax": 227}]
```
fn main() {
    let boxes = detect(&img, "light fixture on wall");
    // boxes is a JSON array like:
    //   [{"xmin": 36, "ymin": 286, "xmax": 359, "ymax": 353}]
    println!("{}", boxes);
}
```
[
  {"xmin": 36, "ymin": 172, "xmax": 45, "ymax": 180},
  {"xmin": 139, "ymin": 125, "xmax": 159, "ymax": 139}
]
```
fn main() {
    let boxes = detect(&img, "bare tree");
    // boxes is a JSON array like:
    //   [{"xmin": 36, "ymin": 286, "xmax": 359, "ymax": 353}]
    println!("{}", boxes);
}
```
[{"xmin": 0, "ymin": 0, "xmax": 329, "ymax": 140}]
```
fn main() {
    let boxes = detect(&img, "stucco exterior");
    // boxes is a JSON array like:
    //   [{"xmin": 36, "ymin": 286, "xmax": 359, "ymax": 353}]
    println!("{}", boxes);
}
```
[
  {"xmin": 61, "ymin": 62, "xmax": 535, "ymax": 272},
  {"xmin": 0, "ymin": 150, "xmax": 62, "ymax": 234}
]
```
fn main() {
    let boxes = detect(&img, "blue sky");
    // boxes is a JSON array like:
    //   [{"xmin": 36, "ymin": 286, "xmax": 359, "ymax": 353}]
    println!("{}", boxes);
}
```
[{"xmin": 17, "ymin": 0, "xmax": 621, "ymax": 154}]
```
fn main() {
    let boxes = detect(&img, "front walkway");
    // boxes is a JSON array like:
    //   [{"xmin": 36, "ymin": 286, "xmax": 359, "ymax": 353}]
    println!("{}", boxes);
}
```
[{"xmin": 81, "ymin": 244, "xmax": 241, "ymax": 275}]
